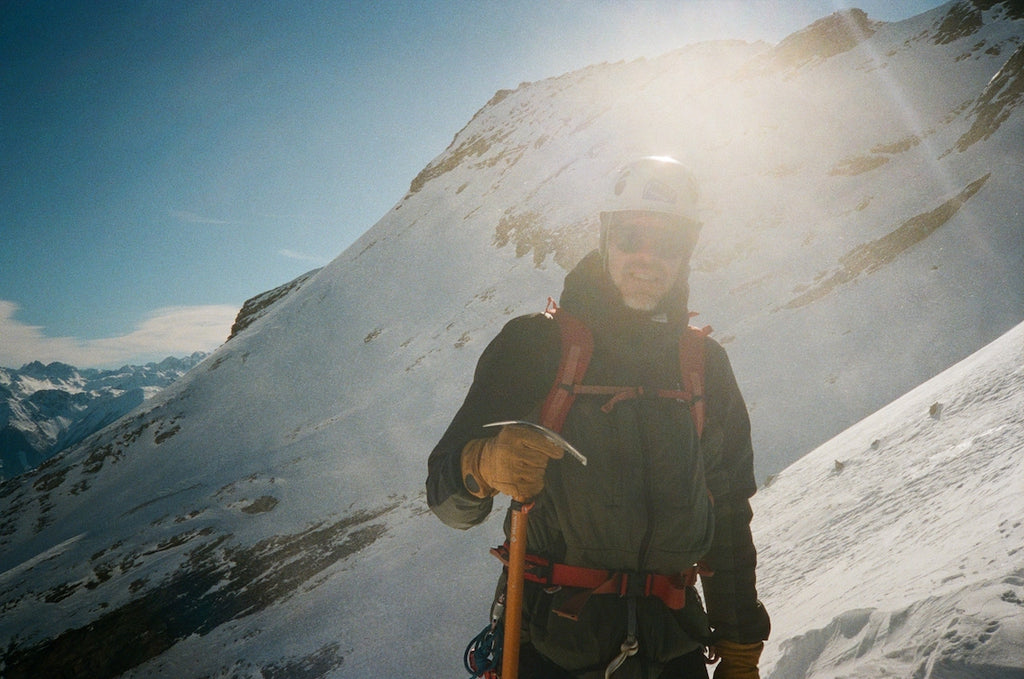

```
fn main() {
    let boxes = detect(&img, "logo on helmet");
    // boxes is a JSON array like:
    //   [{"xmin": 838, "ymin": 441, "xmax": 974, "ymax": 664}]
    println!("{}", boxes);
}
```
[{"xmin": 641, "ymin": 179, "xmax": 677, "ymax": 205}]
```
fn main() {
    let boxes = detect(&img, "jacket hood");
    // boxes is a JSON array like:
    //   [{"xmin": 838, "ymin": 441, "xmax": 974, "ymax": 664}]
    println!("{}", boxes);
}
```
[{"xmin": 558, "ymin": 249, "xmax": 691, "ymax": 329}]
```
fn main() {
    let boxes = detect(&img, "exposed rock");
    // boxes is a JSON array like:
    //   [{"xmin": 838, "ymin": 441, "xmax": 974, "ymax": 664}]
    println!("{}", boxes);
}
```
[
  {"xmin": 769, "ymin": 9, "xmax": 880, "ymax": 68},
  {"xmin": 934, "ymin": 2, "xmax": 987, "ymax": 44},
  {"xmin": 0, "ymin": 501, "xmax": 397, "ymax": 678},
  {"xmin": 783, "ymin": 174, "xmax": 991, "ymax": 309},
  {"xmin": 955, "ymin": 43, "xmax": 1024, "ymax": 151},
  {"xmin": 228, "ymin": 268, "xmax": 320, "ymax": 340}
]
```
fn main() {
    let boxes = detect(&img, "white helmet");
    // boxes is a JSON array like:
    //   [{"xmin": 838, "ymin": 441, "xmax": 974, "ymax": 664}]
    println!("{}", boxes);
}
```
[{"xmin": 600, "ymin": 156, "xmax": 700, "ymax": 225}]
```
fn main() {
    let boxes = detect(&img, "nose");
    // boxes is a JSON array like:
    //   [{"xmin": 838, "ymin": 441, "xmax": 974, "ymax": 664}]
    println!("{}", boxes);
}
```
[{"xmin": 634, "ymin": 233, "xmax": 661, "ymax": 254}]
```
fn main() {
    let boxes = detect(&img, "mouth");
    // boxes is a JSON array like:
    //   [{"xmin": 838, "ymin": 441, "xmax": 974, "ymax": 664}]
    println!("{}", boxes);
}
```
[{"xmin": 625, "ymin": 267, "xmax": 665, "ymax": 284}]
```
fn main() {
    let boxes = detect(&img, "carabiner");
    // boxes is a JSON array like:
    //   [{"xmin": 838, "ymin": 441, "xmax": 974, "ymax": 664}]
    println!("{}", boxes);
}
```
[
  {"xmin": 604, "ymin": 636, "xmax": 639, "ymax": 678},
  {"xmin": 604, "ymin": 595, "xmax": 639, "ymax": 678}
]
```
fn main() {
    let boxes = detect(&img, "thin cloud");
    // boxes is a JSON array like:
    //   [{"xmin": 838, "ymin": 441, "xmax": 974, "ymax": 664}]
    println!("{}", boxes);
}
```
[
  {"xmin": 0, "ymin": 300, "xmax": 239, "ymax": 369},
  {"xmin": 279, "ymin": 249, "xmax": 329, "ymax": 265},
  {"xmin": 169, "ymin": 210, "xmax": 234, "ymax": 225}
]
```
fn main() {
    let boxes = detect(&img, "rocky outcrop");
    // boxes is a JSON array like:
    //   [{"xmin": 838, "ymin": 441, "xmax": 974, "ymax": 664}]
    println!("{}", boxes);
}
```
[
  {"xmin": 769, "ymin": 8, "xmax": 880, "ymax": 68},
  {"xmin": 227, "ymin": 268, "xmax": 320, "ymax": 341},
  {"xmin": 956, "ymin": 42, "xmax": 1024, "ymax": 150}
]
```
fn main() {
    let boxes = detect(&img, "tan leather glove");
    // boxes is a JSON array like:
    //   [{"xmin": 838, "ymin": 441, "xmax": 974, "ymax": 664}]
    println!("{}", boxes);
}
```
[
  {"xmin": 713, "ymin": 640, "xmax": 763, "ymax": 679},
  {"xmin": 461, "ymin": 424, "xmax": 565, "ymax": 500}
]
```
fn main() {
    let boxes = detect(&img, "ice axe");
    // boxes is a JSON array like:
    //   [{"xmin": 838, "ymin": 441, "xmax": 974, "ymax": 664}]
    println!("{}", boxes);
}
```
[{"xmin": 484, "ymin": 421, "xmax": 587, "ymax": 679}]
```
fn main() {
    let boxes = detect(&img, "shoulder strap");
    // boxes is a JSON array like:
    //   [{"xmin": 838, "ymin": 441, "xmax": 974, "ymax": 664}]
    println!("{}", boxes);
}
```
[
  {"xmin": 539, "ymin": 298, "xmax": 711, "ymax": 439},
  {"xmin": 539, "ymin": 300, "xmax": 593, "ymax": 433},
  {"xmin": 678, "ymin": 323, "xmax": 712, "ymax": 439}
]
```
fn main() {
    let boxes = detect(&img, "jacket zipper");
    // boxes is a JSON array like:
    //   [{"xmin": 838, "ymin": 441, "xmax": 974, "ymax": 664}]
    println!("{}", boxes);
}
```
[{"xmin": 636, "ymin": 412, "xmax": 656, "ymax": 571}]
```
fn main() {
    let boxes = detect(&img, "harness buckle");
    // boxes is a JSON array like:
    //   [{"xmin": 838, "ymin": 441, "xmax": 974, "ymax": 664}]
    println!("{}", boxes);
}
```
[{"xmin": 618, "ymin": 572, "xmax": 646, "ymax": 599}]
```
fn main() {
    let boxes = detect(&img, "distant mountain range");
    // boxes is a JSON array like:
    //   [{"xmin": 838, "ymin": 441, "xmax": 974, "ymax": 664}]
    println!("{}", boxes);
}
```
[{"xmin": 0, "ymin": 354, "xmax": 206, "ymax": 480}]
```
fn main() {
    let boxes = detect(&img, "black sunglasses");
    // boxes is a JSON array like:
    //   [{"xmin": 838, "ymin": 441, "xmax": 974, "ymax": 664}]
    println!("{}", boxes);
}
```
[{"xmin": 608, "ymin": 222, "xmax": 697, "ymax": 259}]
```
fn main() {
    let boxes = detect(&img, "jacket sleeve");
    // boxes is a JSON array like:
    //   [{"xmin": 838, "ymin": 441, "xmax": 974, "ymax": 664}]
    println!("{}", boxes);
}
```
[
  {"xmin": 426, "ymin": 313, "xmax": 561, "ymax": 529},
  {"xmin": 699, "ymin": 339, "xmax": 771, "ymax": 644}
]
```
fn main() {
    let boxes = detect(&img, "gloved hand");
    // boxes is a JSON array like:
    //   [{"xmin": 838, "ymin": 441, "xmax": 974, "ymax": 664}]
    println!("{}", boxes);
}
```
[
  {"xmin": 461, "ymin": 424, "xmax": 564, "ymax": 500},
  {"xmin": 713, "ymin": 640, "xmax": 763, "ymax": 679}
]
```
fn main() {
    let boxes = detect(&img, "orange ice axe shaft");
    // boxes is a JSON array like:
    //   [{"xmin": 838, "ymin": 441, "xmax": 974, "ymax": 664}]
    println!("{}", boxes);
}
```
[{"xmin": 485, "ymin": 421, "xmax": 586, "ymax": 679}]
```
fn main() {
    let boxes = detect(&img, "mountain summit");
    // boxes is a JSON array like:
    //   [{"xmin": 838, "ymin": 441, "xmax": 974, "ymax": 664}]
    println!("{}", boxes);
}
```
[{"xmin": 1, "ymin": 3, "xmax": 1022, "ymax": 677}]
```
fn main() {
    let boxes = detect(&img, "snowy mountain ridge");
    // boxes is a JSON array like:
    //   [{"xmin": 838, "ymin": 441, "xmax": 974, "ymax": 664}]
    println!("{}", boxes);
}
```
[
  {"xmin": 0, "ymin": 2, "xmax": 1022, "ymax": 677},
  {"xmin": 0, "ymin": 353, "xmax": 207, "ymax": 480}
]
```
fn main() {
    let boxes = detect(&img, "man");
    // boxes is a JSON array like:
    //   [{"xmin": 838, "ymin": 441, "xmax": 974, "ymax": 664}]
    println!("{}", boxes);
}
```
[{"xmin": 427, "ymin": 157, "xmax": 770, "ymax": 678}]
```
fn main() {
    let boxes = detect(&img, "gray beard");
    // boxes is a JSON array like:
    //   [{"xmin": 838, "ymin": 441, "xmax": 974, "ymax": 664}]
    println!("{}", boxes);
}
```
[{"xmin": 620, "ymin": 292, "xmax": 661, "ymax": 312}]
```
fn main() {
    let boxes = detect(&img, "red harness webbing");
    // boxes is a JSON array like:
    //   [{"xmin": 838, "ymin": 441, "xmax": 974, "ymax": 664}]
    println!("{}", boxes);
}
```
[
  {"xmin": 678, "ymin": 319, "xmax": 710, "ymax": 438},
  {"xmin": 540, "ymin": 299, "xmax": 711, "ymax": 437},
  {"xmin": 538, "ymin": 301, "xmax": 592, "ymax": 433},
  {"xmin": 490, "ymin": 543, "xmax": 710, "ymax": 621}
]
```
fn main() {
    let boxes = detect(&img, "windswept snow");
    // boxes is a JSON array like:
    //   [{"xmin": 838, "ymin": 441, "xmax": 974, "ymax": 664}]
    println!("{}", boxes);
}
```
[{"xmin": 755, "ymin": 320, "xmax": 1024, "ymax": 678}]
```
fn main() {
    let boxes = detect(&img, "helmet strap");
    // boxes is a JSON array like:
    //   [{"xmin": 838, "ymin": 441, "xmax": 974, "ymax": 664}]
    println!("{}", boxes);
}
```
[{"xmin": 598, "ymin": 213, "xmax": 611, "ymax": 270}]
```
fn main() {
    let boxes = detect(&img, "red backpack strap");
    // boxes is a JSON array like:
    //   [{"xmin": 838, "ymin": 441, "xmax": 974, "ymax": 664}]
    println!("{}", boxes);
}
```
[
  {"xmin": 539, "ymin": 300, "xmax": 593, "ymax": 433},
  {"xmin": 679, "ymin": 324, "xmax": 711, "ymax": 438}
]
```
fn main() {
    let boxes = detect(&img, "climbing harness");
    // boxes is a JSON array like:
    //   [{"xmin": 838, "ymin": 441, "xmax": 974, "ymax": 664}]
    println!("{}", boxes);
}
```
[{"xmin": 490, "ymin": 543, "xmax": 709, "ymax": 621}]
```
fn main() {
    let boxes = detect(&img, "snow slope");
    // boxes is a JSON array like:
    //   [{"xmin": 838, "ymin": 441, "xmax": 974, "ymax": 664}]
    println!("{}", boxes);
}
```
[
  {"xmin": 755, "ymin": 319, "xmax": 1024, "ymax": 677},
  {"xmin": 0, "ymin": 3, "xmax": 1022, "ymax": 677}
]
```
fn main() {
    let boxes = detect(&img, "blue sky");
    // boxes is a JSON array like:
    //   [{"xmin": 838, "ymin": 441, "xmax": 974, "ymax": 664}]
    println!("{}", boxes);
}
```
[{"xmin": 1, "ymin": 1, "xmax": 947, "ymax": 368}]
